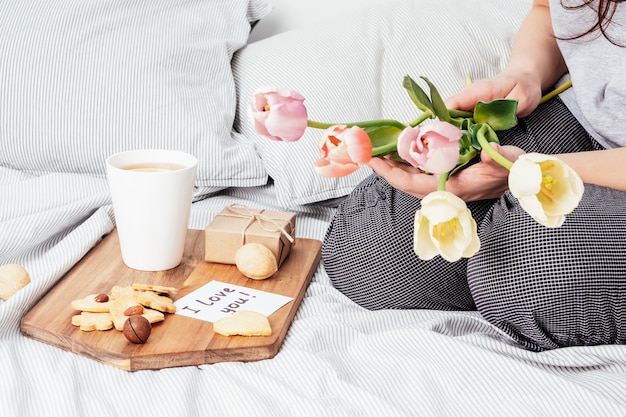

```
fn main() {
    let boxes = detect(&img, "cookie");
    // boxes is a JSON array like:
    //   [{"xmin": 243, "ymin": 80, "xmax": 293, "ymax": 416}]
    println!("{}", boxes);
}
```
[
  {"xmin": 113, "ymin": 308, "xmax": 165, "ymax": 331},
  {"xmin": 110, "ymin": 285, "xmax": 135, "ymax": 300},
  {"xmin": 71, "ymin": 312, "xmax": 114, "ymax": 331},
  {"xmin": 132, "ymin": 283, "xmax": 178, "ymax": 295},
  {"xmin": 109, "ymin": 292, "xmax": 141, "ymax": 315},
  {"xmin": 71, "ymin": 284, "xmax": 176, "ymax": 335},
  {"xmin": 109, "ymin": 294, "xmax": 143, "ymax": 330},
  {"xmin": 213, "ymin": 310, "xmax": 272, "ymax": 337},
  {"xmin": 71, "ymin": 294, "xmax": 113, "ymax": 313},
  {"xmin": 0, "ymin": 263, "xmax": 31, "ymax": 300},
  {"xmin": 111, "ymin": 285, "xmax": 176, "ymax": 313},
  {"xmin": 134, "ymin": 290, "xmax": 176, "ymax": 314}
]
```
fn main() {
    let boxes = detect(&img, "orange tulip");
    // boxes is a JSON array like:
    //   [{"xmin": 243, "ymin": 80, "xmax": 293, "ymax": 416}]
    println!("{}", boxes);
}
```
[{"xmin": 314, "ymin": 125, "xmax": 372, "ymax": 177}]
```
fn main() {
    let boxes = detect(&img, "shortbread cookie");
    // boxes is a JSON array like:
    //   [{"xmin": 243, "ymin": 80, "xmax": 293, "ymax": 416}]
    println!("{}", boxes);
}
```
[
  {"xmin": 71, "ymin": 294, "xmax": 113, "ymax": 313},
  {"xmin": 109, "ymin": 293, "xmax": 141, "ymax": 317},
  {"xmin": 110, "ymin": 285, "xmax": 135, "ymax": 300},
  {"xmin": 71, "ymin": 312, "xmax": 114, "ymax": 331},
  {"xmin": 108, "ymin": 294, "xmax": 143, "ymax": 330},
  {"xmin": 113, "ymin": 308, "xmax": 165, "ymax": 331},
  {"xmin": 111, "ymin": 285, "xmax": 176, "ymax": 313},
  {"xmin": 132, "ymin": 283, "xmax": 178, "ymax": 295},
  {"xmin": 0, "ymin": 263, "xmax": 31, "ymax": 300},
  {"xmin": 134, "ymin": 290, "xmax": 176, "ymax": 313},
  {"xmin": 72, "ymin": 284, "xmax": 176, "ymax": 334},
  {"xmin": 213, "ymin": 310, "xmax": 272, "ymax": 337}
]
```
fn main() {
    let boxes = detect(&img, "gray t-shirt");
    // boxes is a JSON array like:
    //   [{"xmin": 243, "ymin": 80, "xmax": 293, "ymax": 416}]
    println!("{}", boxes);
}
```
[{"xmin": 550, "ymin": 0, "xmax": 626, "ymax": 149}]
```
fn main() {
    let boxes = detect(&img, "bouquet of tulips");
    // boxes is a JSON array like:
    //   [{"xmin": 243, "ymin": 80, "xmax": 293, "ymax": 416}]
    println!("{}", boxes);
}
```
[{"xmin": 249, "ymin": 75, "xmax": 583, "ymax": 262}]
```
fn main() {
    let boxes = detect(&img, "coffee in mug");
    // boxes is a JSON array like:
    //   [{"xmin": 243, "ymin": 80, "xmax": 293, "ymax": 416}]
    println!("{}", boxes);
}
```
[{"xmin": 122, "ymin": 162, "xmax": 186, "ymax": 172}]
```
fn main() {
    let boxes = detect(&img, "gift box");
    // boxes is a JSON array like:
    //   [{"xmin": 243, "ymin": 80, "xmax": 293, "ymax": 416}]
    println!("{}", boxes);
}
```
[{"xmin": 204, "ymin": 204, "xmax": 296, "ymax": 267}]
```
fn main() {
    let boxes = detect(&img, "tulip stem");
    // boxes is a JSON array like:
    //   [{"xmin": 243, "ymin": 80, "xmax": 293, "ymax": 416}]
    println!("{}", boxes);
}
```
[
  {"xmin": 408, "ymin": 111, "xmax": 434, "ymax": 127},
  {"xmin": 540, "ymin": 80, "xmax": 572, "ymax": 104},
  {"xmin": 476, "ymin": 125, "xmax": 513, "ymax": 170},
  {"xmin": 306, "ymin": 120, "xmax": 335, "ymax": 129},
  {"xmin": 307, "ymin": 119, "xmax": 407, "ymax": 131},
  {"xmin": 372, "ymin": 142, "xmax": 400, "ymax": 157},
  {"xmin": 438, "ymin": 171, "xmax": 450, "ymax": 191}
]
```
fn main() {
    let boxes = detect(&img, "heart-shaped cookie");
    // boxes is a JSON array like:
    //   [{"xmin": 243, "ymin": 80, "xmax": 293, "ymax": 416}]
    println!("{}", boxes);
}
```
[{"xmin": 213, "ymin": 310, "xmax": 272, "ymax": 337}]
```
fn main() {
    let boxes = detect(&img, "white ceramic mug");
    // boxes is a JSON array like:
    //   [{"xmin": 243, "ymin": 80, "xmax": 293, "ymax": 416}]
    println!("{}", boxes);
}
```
[{"xmin": 106, "ymin": 149, "xmax": 197, "ymax": 271}]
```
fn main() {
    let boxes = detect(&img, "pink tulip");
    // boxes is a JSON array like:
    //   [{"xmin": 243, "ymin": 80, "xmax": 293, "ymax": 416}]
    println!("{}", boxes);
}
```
[
  {"xmin": 314, "ymin": 125, "xmax": 372, "ymax": 177},
  {"xmin": 249, "ymin": 87, "xmax": 308, "ymax": 142},
  {"xmin": 396, "ymin": 121, "xmax": 462, "ymax": 174}
]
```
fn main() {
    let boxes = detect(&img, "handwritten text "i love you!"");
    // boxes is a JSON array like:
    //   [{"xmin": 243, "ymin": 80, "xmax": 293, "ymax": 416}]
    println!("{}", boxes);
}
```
[{"xmin": 173, "ymin": 280, "xmax": 293, "ymax": 323}]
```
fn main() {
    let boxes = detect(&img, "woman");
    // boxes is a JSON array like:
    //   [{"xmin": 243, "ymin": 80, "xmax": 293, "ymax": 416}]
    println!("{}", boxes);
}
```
[{"xmin": 321, "ymin": 0, "xmax": 626, "ymax": 351}]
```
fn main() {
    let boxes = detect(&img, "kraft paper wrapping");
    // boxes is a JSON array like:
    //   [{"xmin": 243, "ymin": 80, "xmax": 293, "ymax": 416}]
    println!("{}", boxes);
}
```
[{"xmin": 204, "ymin": 204, "xmax": 296, "ymax": 266}]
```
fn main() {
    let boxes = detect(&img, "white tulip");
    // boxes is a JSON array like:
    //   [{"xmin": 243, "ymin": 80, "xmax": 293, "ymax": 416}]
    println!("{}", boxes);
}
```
[
  {"xmin": 508, "ymin": 153, "xmax": 584, "ymax": 228},
  {"xmin": 414, "ymin": 191, "xmax": 481, "ymax": 262}
]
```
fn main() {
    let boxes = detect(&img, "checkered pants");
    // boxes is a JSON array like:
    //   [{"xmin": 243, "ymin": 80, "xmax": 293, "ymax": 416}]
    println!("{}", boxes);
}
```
[{"xmin": 321, "ymin": 98, "xmax": 626, "ymax": 351}]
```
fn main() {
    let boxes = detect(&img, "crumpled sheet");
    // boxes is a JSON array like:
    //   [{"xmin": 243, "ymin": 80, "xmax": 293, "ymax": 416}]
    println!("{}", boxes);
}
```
[{"xmin": 1, "ymin": 167, "xmax": 626, "ymax": 417}]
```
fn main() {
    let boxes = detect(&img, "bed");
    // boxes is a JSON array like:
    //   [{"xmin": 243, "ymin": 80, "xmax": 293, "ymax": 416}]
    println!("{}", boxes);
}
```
[{"xmin": 2, "ymin": 0, "xmax": 626, "ymax": 415}]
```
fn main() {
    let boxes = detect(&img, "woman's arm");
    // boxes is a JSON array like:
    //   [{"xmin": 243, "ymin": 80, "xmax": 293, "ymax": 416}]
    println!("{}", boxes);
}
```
[
  {"xmin": 507, "ymin": 0, "xmax": 567, "ymax": 93},
  {"xmin": 559, "ymin": 148, "xmax": 626, "ymax": 192},
  {"xmin": 445, "ymin": 0, "xmax": 567, "ymax": 117},
  {"xmin": 370, "ymin": 0, "xmax": 626, "ymax": 201}
]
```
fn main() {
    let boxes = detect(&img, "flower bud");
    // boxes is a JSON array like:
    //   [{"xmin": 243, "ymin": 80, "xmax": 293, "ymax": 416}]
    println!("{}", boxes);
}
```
[
  {"xmin": 249, "ymin": 87, "xmax": 308, "ymax": 142},
  {"xmin": 508, "ymin": 153, "xmax": 584, "ymax": 227},
  {"xmin": 314, "ymin": 125, "xmax": 372, "ymax": 177},
  {"xmin": 414, "ymin": 191, "xmax": 480, "ymax": 262},
  {"xmin": 396, "ymin": 121, "xmax": 462, "ymax": 174}
]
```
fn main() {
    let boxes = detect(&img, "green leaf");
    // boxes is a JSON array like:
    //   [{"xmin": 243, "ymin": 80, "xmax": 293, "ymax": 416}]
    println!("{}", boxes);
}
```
[
  {"xmin": 402, "ymin": 75, "xmax": 434, "ymax": 114},
  {"xmin": 420, "ymin": 76, "xmax": 451, "ymax": 122},
  {"xmin": 448, "ymin": 130, "xmax": 482, "ymax": 175},
  {"xmin": 458, "ymin": 130, "xmax": 473, "ymax": 154},
  {"xmin": 468, "ymin": 124, "xmax": 481, "ymax": 150},
  {"xmin": 448, "ymin": 116, "xmax": 472, "ymax": 130},
  {"xmin": 365, "ymin": 125, "xmax": 403, "ymax": 157},
  {"xmin": 448, "ymin": 109, "xmax": 473, "ymax": 119},
  {"xmin": 473, "ymin": 99, "xmax": 519, "ymax": 131}
]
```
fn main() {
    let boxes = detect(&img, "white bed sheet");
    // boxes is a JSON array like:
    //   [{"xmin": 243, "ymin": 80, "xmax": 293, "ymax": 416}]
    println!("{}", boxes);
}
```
[{"xmin": 2, "ymin": 167, "xmax": 626, "ymax": 417}]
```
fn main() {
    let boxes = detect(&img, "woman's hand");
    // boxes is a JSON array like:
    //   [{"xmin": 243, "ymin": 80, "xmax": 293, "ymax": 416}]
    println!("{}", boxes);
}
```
[
  {"xmin": 368, "ymin": 144, "xmax": 526, "ymax": 202},
  {"xmin": 445, "ymin": 72, "xmax": 543, "ymax": 118}
]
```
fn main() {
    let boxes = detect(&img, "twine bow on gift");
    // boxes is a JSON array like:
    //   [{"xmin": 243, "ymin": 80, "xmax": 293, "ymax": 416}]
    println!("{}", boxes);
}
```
[{"xmin": 220, "ymin": 204, "xmax": 295, "ymax": 245}]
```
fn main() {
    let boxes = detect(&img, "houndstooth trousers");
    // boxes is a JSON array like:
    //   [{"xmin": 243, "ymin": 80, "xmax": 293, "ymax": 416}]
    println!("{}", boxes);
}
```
[{"xmin": 321, "ymin": 98, "xmax": 626, "ymax": 351}]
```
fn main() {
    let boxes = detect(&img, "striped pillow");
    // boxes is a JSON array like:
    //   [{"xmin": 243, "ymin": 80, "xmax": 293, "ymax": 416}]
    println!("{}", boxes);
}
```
[
  {"xmin": 233, "ymin": 0, "xmax": 530, "ymax": 207},
  {"xmin": 0, "ymin": 0, "xmax": 271, "ymax": 192}
]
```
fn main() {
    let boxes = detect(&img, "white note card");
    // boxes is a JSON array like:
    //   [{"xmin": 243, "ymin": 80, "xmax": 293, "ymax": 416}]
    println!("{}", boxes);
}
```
[{"xmin": 174, "ymin": 280, "xmax": 293, "ymax": 323}]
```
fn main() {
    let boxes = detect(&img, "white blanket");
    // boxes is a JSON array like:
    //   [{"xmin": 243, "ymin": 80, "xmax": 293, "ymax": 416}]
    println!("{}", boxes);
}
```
[{"xmin": 2, "ymin": 167, "xmax": 626, "ymax": 417}]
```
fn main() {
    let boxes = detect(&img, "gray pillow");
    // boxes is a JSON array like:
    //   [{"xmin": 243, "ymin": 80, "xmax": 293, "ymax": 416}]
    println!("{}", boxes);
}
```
[
  {"xmin": 233, "ymin": 0, "xmax": 530, "ymax": 207},
  {"xmin": 0, "ymin": 0, "xmax": 271, "ymax": 192}
]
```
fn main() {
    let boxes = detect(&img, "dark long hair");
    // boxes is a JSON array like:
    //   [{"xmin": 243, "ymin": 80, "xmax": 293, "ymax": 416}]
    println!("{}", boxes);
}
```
[{"xmin": 560, "ymin": 0, "xmax": 625, "ymax": 45}]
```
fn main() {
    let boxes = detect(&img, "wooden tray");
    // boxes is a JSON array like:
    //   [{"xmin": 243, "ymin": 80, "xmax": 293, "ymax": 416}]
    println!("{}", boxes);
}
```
[{"xmin": 21, "ymin": 229, "xmax": 321, "ymax": 371}]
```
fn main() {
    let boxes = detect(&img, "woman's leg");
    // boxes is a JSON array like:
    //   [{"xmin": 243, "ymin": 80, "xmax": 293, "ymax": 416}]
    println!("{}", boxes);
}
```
[
  {"xmin": 467, "ymin": 98, "xmax": 625, "ymax": 351},
  {"xmin": 321, "ymin": 174, "xmax": 490, "ymax": 311},
  {"xmin": 468, "ymin": 185, "xmax": 626, "ymax": 351},
  {"xmin": 321, "ymin": 97, "xmax": 602, "ymax": 313}
]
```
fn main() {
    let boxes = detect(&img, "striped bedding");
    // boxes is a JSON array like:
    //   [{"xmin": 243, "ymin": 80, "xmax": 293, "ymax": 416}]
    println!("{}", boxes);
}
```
[{"xmin": 2, "ymin": 167, "xmax": 626, "ymax": 417}]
